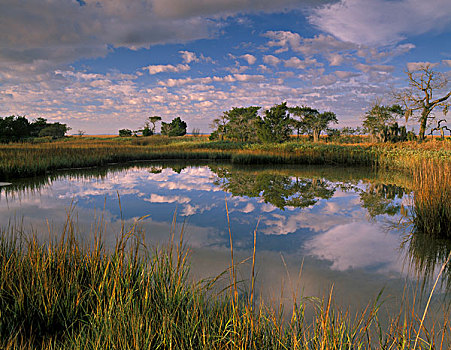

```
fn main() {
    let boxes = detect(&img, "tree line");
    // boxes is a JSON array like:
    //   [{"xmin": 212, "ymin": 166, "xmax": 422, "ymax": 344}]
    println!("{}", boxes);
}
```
[
  {"xmin": 0, "ymin": 116, "xmax": 70, "ymax": 142},
  {"xmin": 119, "ymin": 116, "xmax": 187, "ymax": 137},
  {"xmin": 209, "ymin": 102, "xmax": 338, "ymax": 143}
]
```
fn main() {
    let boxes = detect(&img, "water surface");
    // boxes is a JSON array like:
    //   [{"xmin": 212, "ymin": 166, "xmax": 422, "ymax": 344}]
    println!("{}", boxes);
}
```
[{"xmin": 1, "ymin": 161, "xmax": 449, "ymax": 318}]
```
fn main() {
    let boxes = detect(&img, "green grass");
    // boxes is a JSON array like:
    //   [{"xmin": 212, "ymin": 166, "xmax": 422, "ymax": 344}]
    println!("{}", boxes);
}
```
[
  {"xmin": 0, "ymin": 213, "xmax": 450, "ymax": 349},
  {"xmin": 1, "ymin": 136, "xmax": 449, "ymax": 179}
]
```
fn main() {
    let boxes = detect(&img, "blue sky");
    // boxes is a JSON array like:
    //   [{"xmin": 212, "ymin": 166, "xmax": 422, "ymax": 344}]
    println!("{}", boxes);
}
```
[{"xmin": 1, "ymin": 0, "xmax": 450, "ymax": 134}]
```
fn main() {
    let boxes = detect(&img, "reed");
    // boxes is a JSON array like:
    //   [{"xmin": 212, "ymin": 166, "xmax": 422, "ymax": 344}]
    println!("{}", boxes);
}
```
[
  {"xmin": 0, "ymin": 137, "xmax": 449, "ymax": 179},
  {"xmin": 411, "ymin": 159, "xmax": 451, "ymax": 238},
  {"xmin": 0, "ymin": 213, "xmax": 449, "ymax": 349}
]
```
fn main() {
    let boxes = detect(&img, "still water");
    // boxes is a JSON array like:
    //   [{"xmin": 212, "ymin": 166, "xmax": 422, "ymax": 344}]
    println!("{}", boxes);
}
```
[{"xmin": 1, "ymin": 161, "xmax": 449, "ymax": 316}]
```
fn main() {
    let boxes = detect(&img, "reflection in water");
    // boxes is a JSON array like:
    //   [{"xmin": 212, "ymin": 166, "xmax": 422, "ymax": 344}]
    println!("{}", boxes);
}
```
[
  {"xmin": 359, "ymin": 183, "xmax": 404, "ymax": 219},
  {"xmin": 405, "ymin": 229, "xmax": 451, "ymax": 291},
  {"xmin": 0, "ymin": 161, "xmax": 449, "ymax": 306},
  {"xmin": 213, "ymin": 167, "xmax": 335, "ymax": 209}
]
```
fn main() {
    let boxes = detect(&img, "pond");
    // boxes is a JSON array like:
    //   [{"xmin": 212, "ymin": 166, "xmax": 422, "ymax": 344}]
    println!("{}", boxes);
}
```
[{"xmin": 1, "ymin": 161, "xmax": 449, "ymax": 319}]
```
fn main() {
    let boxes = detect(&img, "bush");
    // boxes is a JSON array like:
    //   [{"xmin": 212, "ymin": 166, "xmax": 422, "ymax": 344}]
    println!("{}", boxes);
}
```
[{"xmin": 118, "ymin": 129, "xmax": 132, "ymax": 137}]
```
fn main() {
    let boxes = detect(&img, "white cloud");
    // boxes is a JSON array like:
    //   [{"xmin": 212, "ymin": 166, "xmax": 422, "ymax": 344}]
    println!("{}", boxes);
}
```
[
  {"xmin": 143, "ymin": 63, "xmax": 190, "ymax": 74},
  {"xmin": 264, "ymin": 32, "xmax": 356, "ymax": 55},
  {"xmin": 335, "ymin": 71, "xmax": 359, "ymax": 79},
  {"xmin": 443, "ymin": 60, "xmax": 451, "ymax": 67},
  {"xmin": 406, "ymin": 61, "xmax": 439, "ymax": 71},
  {"xmin": 240, "ymin": 54, "xmax": 257, "ymax": 65},
  {"xmin": 263, "ymin": 55, "xmax": 281, "ymax": 66},
  {"xmin": 328, "ymin": 53, "xmax": 344, "ymax": 66},
  {"xmin": 309, "ymin": 0, "xmax": 451, "ymax": 45},
  {"xmin": 233, "ymin": 74, "xmax": 265, "ymax": 82},
  {"xmin": 179, "ymin": 51, "xmax": 199, "ymax": 64},
  {"xmin": 284, "ymin": 57, "xmax": 318, "ymax": 70},
  {"xmin": 264, "ymin": 31, "xmax": 302, "ymax": 52},
  {"xmin": 355, "ymin": 63, "xmax": 394, "ymax": 73}
]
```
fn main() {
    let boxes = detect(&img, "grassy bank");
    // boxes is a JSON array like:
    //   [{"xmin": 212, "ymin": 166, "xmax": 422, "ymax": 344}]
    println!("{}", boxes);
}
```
[
  {"xmin": 0, "ymin": 136, "xmax": 450, "ymax": 179},
  {"xmin": 1, "ymin": 218, "xmax": 449, "ymax": 349}
]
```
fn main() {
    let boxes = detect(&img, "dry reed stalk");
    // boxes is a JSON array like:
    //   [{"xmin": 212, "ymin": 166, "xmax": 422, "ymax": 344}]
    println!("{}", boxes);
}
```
[{"xmin": 413, "ymin": 249, "xmax": 451, "ymax": 350}]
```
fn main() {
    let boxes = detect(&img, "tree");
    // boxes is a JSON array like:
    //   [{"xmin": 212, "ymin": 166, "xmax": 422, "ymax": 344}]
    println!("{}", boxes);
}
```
[
  {"xmin": 223, "ymin": 106, "xmax": 261, "ymax": 142},
  {"xmin": 119, "ymin": 129, "xmax": 132, "ymax": 137},
  {"xmin": 289, "ymin": 106, "xmax": 319, "ymax": 138},
  {"xmin": 302, "ymin": 111, "xmax": 338, "ymax": 142},
  {"xmin": 209, "ymin": 114, "xmax": 228, "ymax": 141},
  {"xmin": 0, "ymin": 115, "xmax": 30, "ymax": 142},
  {"xmin": 257, "ymin": 102, "xmax": 291, "ymax": 143},
  {"xmin": 429, "ymin": 119, "xmax": 450, "ymax": 140},
  {"xmin": 38, "ymin": 123, "xmax": 70, "ymax": 138},
  {"xmin": 30, "ymin": 117, "xmax": 48, "ymax": 137},
  {"xmin": 148, "ymin": 116, "xmax": 161, "ymax": 134},
  {"xmin": 395, "ymin": 63, "xmax": 451, "ymax": 140},
  {"xmin": 209, "ymin": 106, "xmax": 261, "ymax": 142},
  {"xmin": 161, "ymin": 117, "xmax": 187, "ymax": 136},
  {"xmin": 142, "ymin": 122, "xmax": 153, "ymax": 136},
  {"xmin": 362, "ymin": 103, "xmax": 404, "ymax": 142}
]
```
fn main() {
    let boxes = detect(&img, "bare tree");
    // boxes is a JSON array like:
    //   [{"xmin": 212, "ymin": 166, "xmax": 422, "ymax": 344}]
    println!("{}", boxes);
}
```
[
  {"xmin": 429, "ymin": 119, "xmax": 450, "ymax": 140},
  {"xmin": 395, "ymin": 63, "xmax": 450, "ymax": 140}
]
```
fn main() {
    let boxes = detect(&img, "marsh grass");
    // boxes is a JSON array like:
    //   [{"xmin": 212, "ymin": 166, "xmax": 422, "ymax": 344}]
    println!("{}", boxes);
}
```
[
  {"xmin": 0, "ymin": 136, "xmax": 449, "ymax": 179},
  {"xmin": 0, "ymin": 210, "xmax": 450, "ymax": 349},
  {"xmin": 411, "ymin": 159, "xmax": 450, "ymax": 238}
]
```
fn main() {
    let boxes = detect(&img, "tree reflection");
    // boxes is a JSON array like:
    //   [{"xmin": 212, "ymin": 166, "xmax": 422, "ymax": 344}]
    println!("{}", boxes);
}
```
[
  {"xmin": 359, "ymin": 183, "xmax": 406, "ymax": 219},
  {"xmin": 212, "ymin": 167, "xmax": 335, "ymax": 210}
]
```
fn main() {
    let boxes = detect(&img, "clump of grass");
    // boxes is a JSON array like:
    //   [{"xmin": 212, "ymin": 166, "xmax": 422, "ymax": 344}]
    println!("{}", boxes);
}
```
[
  {"xmin": 1, "ymin": 211, "xmax": 450, "ymax": 349},
  {"xmin": 412, "ymin": 159, "xmax": 451, "ymax": 238}
]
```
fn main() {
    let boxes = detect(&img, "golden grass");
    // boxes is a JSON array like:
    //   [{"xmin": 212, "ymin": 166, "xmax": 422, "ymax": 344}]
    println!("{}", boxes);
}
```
[{"xmin": 0, "ymin": 211, "xmax": 450, "ymax": 349}]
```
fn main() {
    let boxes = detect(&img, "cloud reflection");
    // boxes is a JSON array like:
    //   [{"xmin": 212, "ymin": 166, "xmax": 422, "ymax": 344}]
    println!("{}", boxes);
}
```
[{"xmin": 305, "ymin": 222, "xmax": 402, "ymax": 274}]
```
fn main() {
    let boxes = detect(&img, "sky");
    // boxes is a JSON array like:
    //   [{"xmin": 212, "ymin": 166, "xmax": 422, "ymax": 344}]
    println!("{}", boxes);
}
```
[{"xmin": 1, "ymin": 0, "xmax": 451, "ymax": 134}]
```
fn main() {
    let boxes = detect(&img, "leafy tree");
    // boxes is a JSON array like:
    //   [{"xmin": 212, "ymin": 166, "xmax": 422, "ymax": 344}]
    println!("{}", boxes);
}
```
[
  {"xmin": 161, "ymin": 117, "xmax": 187, "ymax": 136},
  {"xmin": 148, "ymin": 116, "xmax": 161, "ymax": 134},
  {"xmin": 0, "ymin": 115, "xmax": 30, "ymax": 142},
  {"xmin": 119, "ymin": 129, "xmax": 132, "ymax": 137},
  {"xmin": 224, "ymin": 106, "xmax": 261, "ymax": 142},
  {"xmin": 362, "ymin": 103, "xmax": 404, "ymax": 142},
  {"xmin": 38, "ymin": 123, "xmax": 70, "ymax": 138},
  {"xmin": 210, "ymin": 106, "xmax": 260, "ymax": 141},
  {"xmin": 257, "ymin": 102, "xmax": 291, "ymax": 143},
  {"xmin": 303, "ymin": 111, "xmax": 338, "ymax": 142},
  {"xmin": 30, "ymin": 117, "xmax": 48, "ymax": 137},
  {"xmin": 142, "ymin": 122, "xmax": 153, "ymax": 136},
  {"xmin": 0, "ymin": 115, "xmax": 70, "ymax": 142},
  {"xmin": 288, "ymin": 106, "xmax": 319, "ymax": 138},
  {"xmin": 209, "ymin": 115, "xmax": 228, "ymax": 141},
  {"xmin": 395, "ymin": 63, "xmax": 451, "ymax": 140}
]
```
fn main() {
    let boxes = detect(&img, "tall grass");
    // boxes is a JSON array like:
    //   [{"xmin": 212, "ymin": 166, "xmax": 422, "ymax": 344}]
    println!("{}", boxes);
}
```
[
  {"xmin": 411, "ymin": 159, "xmax": 451, "ymax": 238},
  {"xmin": 0, "ymin": 136, "xmax": 449, "ymax": 179},
  {"xmin": 0, "ymin": 213, "xmax": 450, "ymax": 349}
]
